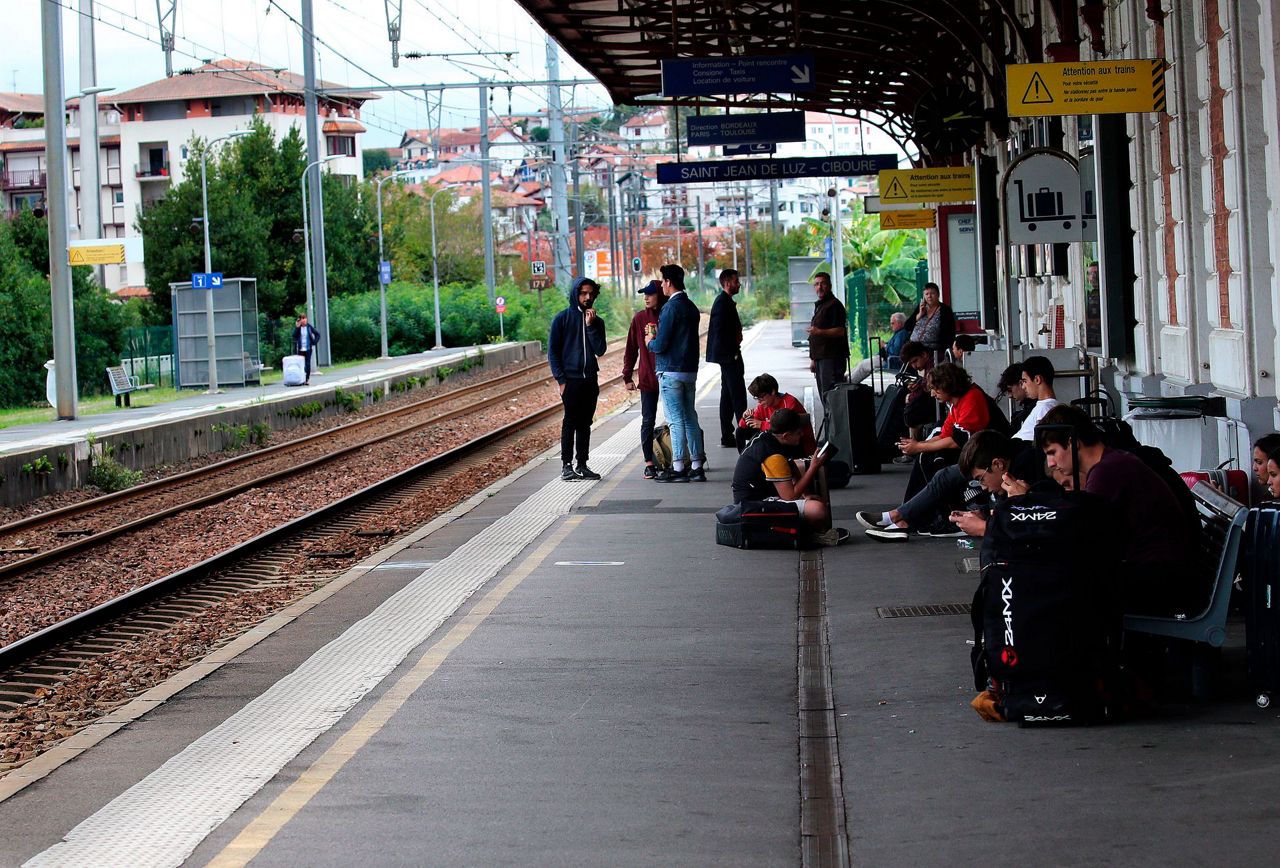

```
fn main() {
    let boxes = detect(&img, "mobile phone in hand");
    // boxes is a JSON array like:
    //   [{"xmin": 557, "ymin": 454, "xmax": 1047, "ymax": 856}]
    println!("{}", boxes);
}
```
[{"xmin": 817, "ymin": 441, "xmax": 832, "ymax": 458}]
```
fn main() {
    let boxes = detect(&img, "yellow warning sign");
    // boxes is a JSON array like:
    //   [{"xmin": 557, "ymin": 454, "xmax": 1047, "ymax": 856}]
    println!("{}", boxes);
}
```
[
  {"xmin": 67, "ymin": 243, "xmax": 126, "ymax": 265},
  {"xmin": 877, "ymin": 168, "xmax": 974, "ymax": 204},
  {"xmin": 1007, "ymin": 59, "xmax": 1166, "ymax": 117},
  {"xmin": 879, "ymin": 209, "xmax": 936, "ymax": 230}
]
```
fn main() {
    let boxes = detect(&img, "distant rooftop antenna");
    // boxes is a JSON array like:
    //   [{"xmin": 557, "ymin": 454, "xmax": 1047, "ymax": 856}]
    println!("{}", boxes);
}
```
[
  {"xmin": 384, "ymin": 0, "xmax": 403, "ymax": 67},
  {"xmin": 155, "ymin": 0, "xmax": 177, "ymax": 77}
]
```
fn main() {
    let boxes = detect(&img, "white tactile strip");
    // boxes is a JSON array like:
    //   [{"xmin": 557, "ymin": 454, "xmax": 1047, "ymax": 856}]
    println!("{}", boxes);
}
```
[{"xmin": 25, "ymin": 418, "xmax": 643, "ymax": 868}]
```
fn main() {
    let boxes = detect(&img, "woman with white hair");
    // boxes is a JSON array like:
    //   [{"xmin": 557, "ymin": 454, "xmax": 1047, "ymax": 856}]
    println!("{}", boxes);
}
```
[{"xmin": 849, "ymin": 310, "xmax": 909, "ymax": 387}]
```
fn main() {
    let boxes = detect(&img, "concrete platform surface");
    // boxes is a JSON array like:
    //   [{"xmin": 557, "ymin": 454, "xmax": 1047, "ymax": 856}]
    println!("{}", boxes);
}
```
[{"xmin": 0, "ymin": 321, "xmax": 1276, "ymax": 867}]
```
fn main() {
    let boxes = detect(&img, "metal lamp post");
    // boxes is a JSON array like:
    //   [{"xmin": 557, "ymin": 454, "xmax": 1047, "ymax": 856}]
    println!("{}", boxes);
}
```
[
  {"xmin": 428, "ymin": 186, "xmax": 451, "ymax": 351},
  {"xmin": 375, "ymin": 169, "xmax": 416, "ymax": 359},
  {"xmin": 200, "ymin": 128, "xmax": 252, "ymax": 394},
  {"xmin": 300, "ymin": 154, "xmax": 343, "ymax": 331}
]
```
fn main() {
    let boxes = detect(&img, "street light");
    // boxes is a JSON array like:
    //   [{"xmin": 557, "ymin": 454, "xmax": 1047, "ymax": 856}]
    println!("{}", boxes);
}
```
[
  {"xmin": 428, "ymin": 185, "xmax": 452, "ymax": 351},
  {"xmin": 200, "ymin": 128, "xmax": 252, "ymax": 394},
  {"xmin": 375, "ymin": 169, "xmax": 417, "ymax": 359},
  {"xmin": 300, "ymin": 154, "xmax": 343, "ymax": 333}
]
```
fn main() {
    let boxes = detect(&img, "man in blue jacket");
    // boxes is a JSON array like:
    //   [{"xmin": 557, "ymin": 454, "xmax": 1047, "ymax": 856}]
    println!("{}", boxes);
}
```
[
  {"xmin": 548, "ymin": 277, "xmax": 608, "ymax": 480},
  {"xmin": 646, "ymin": 263, "xmax": 706, "ymax": 482}
]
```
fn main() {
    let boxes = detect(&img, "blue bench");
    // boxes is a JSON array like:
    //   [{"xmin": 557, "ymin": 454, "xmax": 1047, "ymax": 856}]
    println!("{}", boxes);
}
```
[{"xmin": 1123, "ymin": 481, "xmax": 1247, "ymax": 696}]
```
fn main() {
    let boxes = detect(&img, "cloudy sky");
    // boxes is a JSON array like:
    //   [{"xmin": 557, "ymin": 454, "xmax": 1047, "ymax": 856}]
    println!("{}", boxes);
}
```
[{"xmin": 10, "ymin": 0, "xmax": 614, "ymax": 147}]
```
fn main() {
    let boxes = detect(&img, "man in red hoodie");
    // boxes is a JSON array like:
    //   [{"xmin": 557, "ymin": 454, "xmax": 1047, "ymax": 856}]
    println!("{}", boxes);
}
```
[{"xmin": 623, "ymin": 279, "xmax": 667, "ymax": 479}]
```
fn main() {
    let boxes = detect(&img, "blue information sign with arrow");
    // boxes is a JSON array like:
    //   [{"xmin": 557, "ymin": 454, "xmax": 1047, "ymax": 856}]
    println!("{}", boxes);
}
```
[
  {"xmin": 191, "ymin": 272, "xmax": 223, "ymax": 289},
  {"xmin": 661, "ymin": 53, "xmax": 815, "ymax": 97}
]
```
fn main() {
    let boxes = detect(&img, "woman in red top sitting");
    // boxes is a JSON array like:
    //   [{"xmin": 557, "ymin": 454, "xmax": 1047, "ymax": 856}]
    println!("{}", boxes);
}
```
[{"xmin": 895, "ymin": 363, "xmax": 990, "ymax": 500}]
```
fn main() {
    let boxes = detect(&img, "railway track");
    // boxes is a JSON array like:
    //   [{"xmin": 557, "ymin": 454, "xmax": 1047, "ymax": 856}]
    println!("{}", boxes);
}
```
[{"xmin": 0, "ymin": 372, "xmax": 626, "ymax": 710}]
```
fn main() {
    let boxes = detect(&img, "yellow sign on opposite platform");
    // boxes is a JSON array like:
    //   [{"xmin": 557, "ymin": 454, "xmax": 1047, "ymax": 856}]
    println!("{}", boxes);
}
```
[
  {"xmin": 68, "ymin": 242, "xmax": 126, "ymax": 266},
  {"xmin": 877, "ymin": 168, "xmax": 974, "ymax": 204},
  {"xmin": 879, "ymin": 209, "xmax": 936, "ymax": 230},
  {"xmin": 1006, "ymin": 59, "xmax": 1166, "ymax": 117}
]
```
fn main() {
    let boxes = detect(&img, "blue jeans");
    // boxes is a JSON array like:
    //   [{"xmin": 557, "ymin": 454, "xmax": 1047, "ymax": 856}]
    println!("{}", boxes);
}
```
[{"xmin": 659, "ymin": 375, "xmax": 704, "ymax": 463}]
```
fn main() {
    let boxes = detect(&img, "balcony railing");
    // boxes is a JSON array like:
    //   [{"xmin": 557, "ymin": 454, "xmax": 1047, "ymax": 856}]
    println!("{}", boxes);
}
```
[
  {"xmin": 134, "ymin": 162, "xmax": 171, "ymax": 180},
  {"xmin": 1, "ymin": 169, "xmax": 46, "ymax": 191}
]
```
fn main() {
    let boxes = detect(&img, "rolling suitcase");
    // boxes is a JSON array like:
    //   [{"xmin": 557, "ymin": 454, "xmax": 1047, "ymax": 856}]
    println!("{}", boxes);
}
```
[
  {"xmin": 1180, "ymin": 468, "xmax": 1250, "ymax": 506},
  {"xmin": 875, "ymin": 384, "xmax": 907, "ymax": 461},
  {"xmin": 715, "ymin": 500, "xmax": 805, "ymax": 549},
  {"xmin": 282, "ymin": 355, "xmax": 307, "ymax": 386},
  {"xmin": 824, "ymin": 383, "xmax": 881, "ymax": 474},
  {"xmin": 1245, "ymin": 505, "xmax": 1280, "ymax": 708}
]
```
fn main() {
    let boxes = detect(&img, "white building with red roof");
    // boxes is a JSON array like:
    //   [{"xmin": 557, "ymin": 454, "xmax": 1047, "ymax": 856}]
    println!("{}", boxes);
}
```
[
  {"xmin": 0, "ymin": 60, "xmax": 375, "ymax": 292},
  {"xmin": 619, "ymin": 110, "xmax": 669, "ymax": 149}
]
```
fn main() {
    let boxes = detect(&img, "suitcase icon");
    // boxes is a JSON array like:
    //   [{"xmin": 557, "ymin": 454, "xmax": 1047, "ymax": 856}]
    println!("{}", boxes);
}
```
[{"xmin": 1014, "ymin": 179, "xmax": 1074, "ymax": 232}]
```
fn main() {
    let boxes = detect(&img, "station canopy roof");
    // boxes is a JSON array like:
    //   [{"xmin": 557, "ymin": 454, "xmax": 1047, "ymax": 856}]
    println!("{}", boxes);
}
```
[{"xmin": 513, "ymin": 0, "xmax": 1108, "ymax": 164}]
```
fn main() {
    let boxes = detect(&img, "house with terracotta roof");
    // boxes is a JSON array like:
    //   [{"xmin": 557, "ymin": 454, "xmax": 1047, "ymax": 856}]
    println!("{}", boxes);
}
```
[
  {"xmin": 0, "ymin": 60, "xmax": 375, "ymax": 292},
  {"xmin": 619, "ymin": 110, "xmax": 669, "ymax": 150},
  {"xmin": 394, "ymin": 125, "xmax": 528, "ymax": 183}
]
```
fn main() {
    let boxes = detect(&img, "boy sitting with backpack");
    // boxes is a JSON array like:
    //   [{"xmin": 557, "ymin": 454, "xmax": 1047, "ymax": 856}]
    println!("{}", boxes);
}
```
[{"xmin": 729, "ymin": 408, "xmax": 848, "ymax": 546}]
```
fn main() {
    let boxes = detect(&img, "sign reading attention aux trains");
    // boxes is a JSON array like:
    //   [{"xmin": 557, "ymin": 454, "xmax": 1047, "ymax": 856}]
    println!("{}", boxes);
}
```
[
  {"xmin": 1006, "ymin": 59, "xmax": 1167, "ymax": 117},
  {"xmin": 877, "ymin": 167, "xmax": 975, "ymax": 204}
]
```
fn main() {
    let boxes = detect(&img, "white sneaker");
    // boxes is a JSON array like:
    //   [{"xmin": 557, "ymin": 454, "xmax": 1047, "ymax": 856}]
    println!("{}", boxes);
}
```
[{"xmin": 865, "ymin": 524, "xmax": 909, "ymax": 542}]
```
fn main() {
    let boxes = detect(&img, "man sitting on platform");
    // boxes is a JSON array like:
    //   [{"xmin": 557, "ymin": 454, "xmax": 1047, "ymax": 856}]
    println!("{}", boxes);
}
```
[{"xmin": 732, "ymin": 408, "xmax": 847, "ymax": 545}]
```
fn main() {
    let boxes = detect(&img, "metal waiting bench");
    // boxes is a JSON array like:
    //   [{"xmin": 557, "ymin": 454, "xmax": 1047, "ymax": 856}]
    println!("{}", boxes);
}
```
[
  {"xmin": 1123, "ymin": 481, "xmax": 1248, "ymax": 695},
  {"xmin": 106, "ymin": 365, "xmax": 156, "ymax": 407}
]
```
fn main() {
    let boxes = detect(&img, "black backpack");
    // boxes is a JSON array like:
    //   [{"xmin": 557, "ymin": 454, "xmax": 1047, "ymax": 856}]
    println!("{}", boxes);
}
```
[{"xmin": 972, "ymin": 483, "xmax": 1122, "ymax": 725}]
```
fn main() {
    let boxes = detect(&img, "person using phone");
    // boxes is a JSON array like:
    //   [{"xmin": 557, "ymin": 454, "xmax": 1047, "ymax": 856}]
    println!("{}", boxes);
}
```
[
  {"xmin": 731, "ymin": 408, "xmax": 849, "ymax": 546},
  {"xmin": 903, "ymin": 282, "xmax": 956, "ymax": 356},
  {"xmin": 623, "ymin": 280, "xmax": 667, "ymax": 479}
]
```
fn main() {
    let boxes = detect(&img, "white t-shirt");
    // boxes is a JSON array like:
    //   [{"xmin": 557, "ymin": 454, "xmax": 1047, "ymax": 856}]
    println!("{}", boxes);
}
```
[{"xmin": 1014, "ymin": 397, "xmax": 1061, "ymax": 441}]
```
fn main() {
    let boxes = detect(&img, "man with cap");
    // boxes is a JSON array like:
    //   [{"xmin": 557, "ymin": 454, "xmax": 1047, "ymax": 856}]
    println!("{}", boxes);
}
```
[
  {"xmin": 624, "ymin": 278, "xmax": 667, "ymax": 478},
  {"xmin": 707, "ymin": 268, "xmax": 747, "ymax": 447},
  {"xmin": 548, "ymin": 277, "xmax": 608, "ymax": 480}
]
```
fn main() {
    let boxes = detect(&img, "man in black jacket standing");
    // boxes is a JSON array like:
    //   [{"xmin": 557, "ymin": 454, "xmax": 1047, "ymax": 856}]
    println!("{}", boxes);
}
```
[
  {"xmin": 548, "ymin": 277, "xmax": 608, "ymax": 481},
  {"xmin": 707, "ymin": 268, "xmax": 747, "ymax": 448}
]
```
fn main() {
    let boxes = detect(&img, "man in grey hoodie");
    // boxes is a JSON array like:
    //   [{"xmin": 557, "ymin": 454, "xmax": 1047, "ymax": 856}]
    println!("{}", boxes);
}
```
[{"xmin": 548, "ymin": 277, "xmax": 608, "ymax": 480}]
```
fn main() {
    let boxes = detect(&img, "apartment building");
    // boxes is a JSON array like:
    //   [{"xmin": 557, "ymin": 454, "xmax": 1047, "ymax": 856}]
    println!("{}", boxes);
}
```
[{"xmin": 0, "ymin": 60, "xmax": 373, "ymax": 291}]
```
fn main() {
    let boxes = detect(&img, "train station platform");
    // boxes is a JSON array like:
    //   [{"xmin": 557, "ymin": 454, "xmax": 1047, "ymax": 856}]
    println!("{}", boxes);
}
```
[{"xmin": 1, "ymin": 321, "xmax": 1278, "ymax": 866}]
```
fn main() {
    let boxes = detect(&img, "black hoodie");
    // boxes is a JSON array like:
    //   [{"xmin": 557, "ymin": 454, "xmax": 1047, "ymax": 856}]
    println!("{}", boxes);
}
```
[{"xmin": 548, "ymin": 277, "xmax": 607, "ymax": 382}]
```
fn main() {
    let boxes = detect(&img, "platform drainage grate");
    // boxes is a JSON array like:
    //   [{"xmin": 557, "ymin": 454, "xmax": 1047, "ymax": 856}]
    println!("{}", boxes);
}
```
[{"xmin": 877, "ymin": 603, "xmax": 972, "ymax": 619}]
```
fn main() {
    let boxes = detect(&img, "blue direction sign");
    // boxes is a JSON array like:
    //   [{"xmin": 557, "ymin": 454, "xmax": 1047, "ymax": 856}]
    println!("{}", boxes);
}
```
[
  {"xmin": 687, "ymin": 111, "xmax": 804, "ymax": 147},
  {"xmin": 662, "ymin": 53, "xmax": 816, "ymax": 97},
  {"xmin": 656, "ymin": 154, "xmax": 897, "ymax": 185},
  {"xmin": 191, "ymin": 272, "xmax": 223, "ymax": 289},
  {"xmin": 379, "ymin": 260, "xmax": 392, "ymax": 285},
  {"xmin": 723, "ymin": 142, "xmax": 776, "ymax": 157}
]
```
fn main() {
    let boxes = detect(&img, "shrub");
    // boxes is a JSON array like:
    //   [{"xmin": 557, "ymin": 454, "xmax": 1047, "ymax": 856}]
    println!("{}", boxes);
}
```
[{"xmin": 88, "ymin": 452, "xmax": 143, "ymax": 492}]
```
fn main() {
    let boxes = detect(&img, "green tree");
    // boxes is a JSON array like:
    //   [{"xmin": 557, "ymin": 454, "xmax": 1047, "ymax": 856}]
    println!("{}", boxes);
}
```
[
  {"xmin": 362, "ymin": 148, "xmax": 397, "ymax": 177},
  {"xmin": 383, "ymin": 186, "xmax": 485, "ymax": 287}
]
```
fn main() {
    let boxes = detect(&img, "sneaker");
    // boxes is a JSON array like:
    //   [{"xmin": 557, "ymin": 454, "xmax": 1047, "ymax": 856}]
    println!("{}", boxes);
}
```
[
  {"xmin": 574, "ymin": 464, "xmax": 601, "ymax": 480},
  {"xmin": 865, "ymin": 524, "xmax": 910, "ymax": 542},
  {"xmin": 687, "ymin": 467, "xmax": 707, "ymax": 482},
  {"xmin": 855, "ymin": 510, "xmax": 886, "ymax": 530},
  {"xmin": 891, "ymin": 454, "xmax": 913, "ymax": 465},
  {"xmin": 643, "ymin": 465, "xmax": 657, "ymax": 480},
  {"xmin": 814, "ymin": 527, "xmax": 851, "ymax": 546},
  {"xmin": 560, "ymin": 463, "xmax": 578, "ymax": 481},
  {"xmin": 655, "ymin": 468, "xmax": 690, "ymax": 483},
  {"xmin": 719, "ymin": 437, "xmax": 736, "ymax": 448},
  {"xmin": 917, "ymin": 520, "xmax": 965, "ymax": 538}
]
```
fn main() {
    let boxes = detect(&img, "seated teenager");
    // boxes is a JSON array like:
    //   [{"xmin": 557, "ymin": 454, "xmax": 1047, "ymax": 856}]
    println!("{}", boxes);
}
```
[
  {"xmin": 899, "ymin": 341, "xmax": 937, "ymax": 443},
  {"xmin": 860, "ymin": 428, "xmax": 1033, "ymax": 542},
  {"xmin": 949, "ymin": 333, "xmax": 977, "ymax": 365},
  {"xmin": 895, "ymin": 363, "xmax": 991, "ymax": 502},
  {"xmin": 1252, "ymin": 433, "xmax": 1280, "ymax": 503},
  {"xmin": 1011, "ymin": 355, "xmax": 1061, "ymax": 441},
  {"xmin": 1263, "ymin": 446, "xmax": 1280, "ymax": 501},
  {"xmin": 731, "ymin": 408, "xmax": 847, "ymax": 544},
  {"xmin": 948, "ymin": 431, "xmax": 1050, "ymax": 538},
  {"xmin": 1037, "ymin": 404, "xmax": 1199, "ymax": 615},
  {"xmin": 736, "ymin": 373, "xmax": 816, "ymax": 454},
  {"xmin": 998, "ymin": 363, "xmax": 1037, "ymax": 432}
]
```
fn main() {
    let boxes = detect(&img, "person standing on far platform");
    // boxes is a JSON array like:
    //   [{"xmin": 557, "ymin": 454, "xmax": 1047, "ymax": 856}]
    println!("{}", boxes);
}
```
[
  {"xmin": 707, "ymin": 268, "xmax": 747, "ymax": 448},
  {"xmin": 292, "ymin": 314, "xmax": 320, "ymax": 385},
  {"xmin": 808, "ymin": 271, "xmax": 849, "ymax": 406},
  {"xmin": 623, "ymin": 279, "xmax": 667, "ymax": 479},
  {"xmin": 548, "ymin": 277, "xmax": 608, "ymax": 481},
  {"xmin": 647, "ymin": 263, "xmax": 706, "ymax": 483}
]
